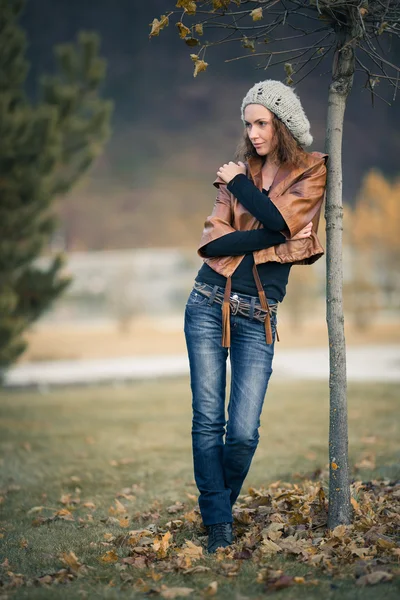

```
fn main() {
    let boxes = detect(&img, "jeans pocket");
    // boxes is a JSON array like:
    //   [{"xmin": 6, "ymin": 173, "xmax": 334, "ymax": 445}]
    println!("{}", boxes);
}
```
[{"xmin": 186, "ymin": 289, "xmax": 209, "ymax": 308}]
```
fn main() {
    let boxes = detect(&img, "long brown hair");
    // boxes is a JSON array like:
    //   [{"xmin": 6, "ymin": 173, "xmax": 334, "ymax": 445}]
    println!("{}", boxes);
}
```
[{"xmin": 234, "ymin": 112, "xmax": 308, "ymax": 168}]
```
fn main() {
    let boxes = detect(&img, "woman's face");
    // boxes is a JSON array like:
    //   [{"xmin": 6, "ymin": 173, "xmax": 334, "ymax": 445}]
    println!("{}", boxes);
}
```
[{"xmin": 243, "ymin": 104, "xmax": 277, "ymax": 157}]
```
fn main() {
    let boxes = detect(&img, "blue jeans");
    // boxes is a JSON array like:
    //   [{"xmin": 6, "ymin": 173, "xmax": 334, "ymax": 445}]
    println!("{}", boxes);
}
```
[{"xmin": 184, "ymin": 284, "xmax": 278, "ymax": 526}]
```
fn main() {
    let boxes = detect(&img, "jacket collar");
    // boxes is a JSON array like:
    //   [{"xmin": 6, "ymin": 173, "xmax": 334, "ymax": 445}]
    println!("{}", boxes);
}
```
[
  {"xmin": 247, "ymin": 151, "xmax": 328, "ymax": 198},
  {"xmin": 212, "ymin": 151, "xmax": 328, "ymax": 193}
]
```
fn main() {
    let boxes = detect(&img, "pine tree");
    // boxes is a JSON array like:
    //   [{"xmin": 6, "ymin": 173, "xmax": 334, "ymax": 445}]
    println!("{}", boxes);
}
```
[{"xmin": 0, "ymin": 0, "xmax": 113, "ymax": 380}]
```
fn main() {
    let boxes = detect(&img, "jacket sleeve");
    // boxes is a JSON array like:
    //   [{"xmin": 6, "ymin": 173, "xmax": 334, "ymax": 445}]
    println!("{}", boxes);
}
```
[
  {"xmin": 226, "ymin": 174, "xmax": 287, "ymax": 231},
  {"xmin": 201, "ymin": 229, "xmax": 287, "ymax": 257},
  {"xmin": 272, "ymin": 159, "xmax": 328, "ymax": 238},
  {"xmin": 197, "ymin": 183, "xmax": 236, "ymax": 258}
]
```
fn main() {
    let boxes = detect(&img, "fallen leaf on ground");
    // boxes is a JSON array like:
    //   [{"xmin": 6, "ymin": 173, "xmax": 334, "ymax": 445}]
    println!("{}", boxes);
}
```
[
  {"xmin": 260, "ymin": 538, "xmax": 282, "ymax": 555},
  {"xmin": 176, "ymin": 540, "xmax": 203, "ymax": 561},
  {"xmin": 153, "ymin": 531, "xmax": 172, "ymax": 558},
  {"xmin": 160, "ymin": 585, "xmax": 194, "ymax": 598},
  {"xmin": 99, "ymin": 550, "xmax": 119, "ymax": 563},
  {"xmin": 203, "ymin": 581, "xmax": 218, "ymax": 596},
  {"xmin": 356, "ymin": 571, "xmax": 393, "ymax": 586},
  {"xmin": 109, "ymin": 499, "xmax": 127, "ymax": 515},
  {"xmin": 54, "ymin": 508, "xmax": 74, "ymax": 520},
  {"xmin": 182, "ymin": 565, "xmax": 210, "ymax": 575},
  {"xmin": 60, "ymin": 551, "xmax": 81, "ymax": 574}
]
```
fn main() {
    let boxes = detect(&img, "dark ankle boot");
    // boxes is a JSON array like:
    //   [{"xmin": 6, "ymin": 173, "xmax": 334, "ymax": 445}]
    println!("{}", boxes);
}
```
[{"xmin": 206, "ymin": 522, "xmax": 233, "ymax": 553}]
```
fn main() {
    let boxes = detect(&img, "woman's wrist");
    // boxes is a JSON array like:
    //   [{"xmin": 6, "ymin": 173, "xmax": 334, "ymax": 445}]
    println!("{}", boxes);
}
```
[{"xmin": 227, "ymin": 173, "xmax": 247, "ymax": 190}]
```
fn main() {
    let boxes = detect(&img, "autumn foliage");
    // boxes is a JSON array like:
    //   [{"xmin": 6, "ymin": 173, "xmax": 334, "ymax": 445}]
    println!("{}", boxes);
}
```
[{"xmin": 1, "ymin": 478, "xmax": 399, "ymax": 594}]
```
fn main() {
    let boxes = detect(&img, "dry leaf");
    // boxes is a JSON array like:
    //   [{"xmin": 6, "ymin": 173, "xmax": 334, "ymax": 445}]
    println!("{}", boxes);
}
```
[
  {"xmin": 149, "ymin": 15, "xmax": 169, "ymax": 38},
  {"xmin": 149, "ymin": 569, "xmax": 163, "ymax": 582},
  {"xmin": 176, "ymin": 22, "xmax": 191, "ymax": 39},
  {"xmin": 193, "ymin": 59, "xmax": 208, "ymax": 78},
  {"xmin": 356, "ymin": 571, "xmax": 393, "ymax": 586},
  {"xmin": 261, "ymin": 522, "xmax": 284, "ymax": 541},
  {"xmin": 260, "ymin": 538, "xmax": 282, "ymax": 554},
  {"xmin": 60, "ymin": 551, "xmax": 82, "ymax": 574},
  {"xmin": 109, "ymin": 499, "xmax": 127, "ymax": 515},
  {"xmin": 331, "ymin": 524, "xmax": 350, "ymax": 539},
  {"xmin": 182, "ymin": 565, "xmax": 210, "ymax": 575},
  {"xmin": 119, "ymin": 516, "xmax": 130, "ymax": 528},
  {"xmin": 99, "ymin": 550, "xmax": 119, "ymax": 563},
  {"xmin": 350, "ymin": 497, "xmax": 361, "ymax": 513},
  {"xmin": 153, "ymin": 531, "xmax": 172, "ymax": 558},
  {"xmin": 177, "ymin": 540, "xmax": 203, "ymax": 561},
  {"xmin": 242, "ymin": 37, "xmax": 255, "ymax": 52},
  {"xmin": 37, "ymin": 574, "xmax": 53, "ymax": 585},
  {"xmin": 55, "ymin": 508, "xmax": 74, "ymax": 521},
  {"xmin": 277, "ymin": 536, "xmax": 307, "ymax": 555},
  {"xmin": 232, "ymin": 549, "xmax": 252, "ymax": 560},
  {"xmin": 167, "ymin": 501, "xmax": 185, "ymax": 514},
  {"xmin": 203, "ymin": 581, "xmax": 218, "ymax": 596},
  {"xmin": 265, "ymin": 574, "xmax": 296, "ymax": 592},
  {"xmin": 160, "ymin": 585, "xmax": 194, "ymax": 598},
  {"xmin": 176, "ymin": 0, "xmax": 197, "ymax": 15},
  {"xmin": 122, "ymin": 556, "xmax": 147, "ymax": 568},
  {"xmin": 250, "ymin": 8, "xmax": 263, "ymax": 21},
  {"xmin": 183, "ymin": 509, "xmax": 200, "ymax": 524},
  {"xmin": 27, "ymin": 506, "xmax": 45, "ymax": 514}
]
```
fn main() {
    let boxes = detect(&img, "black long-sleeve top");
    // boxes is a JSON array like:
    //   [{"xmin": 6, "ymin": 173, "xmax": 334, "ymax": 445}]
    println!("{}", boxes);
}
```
[{"xmin": 195, "ymin": 173, "xmax": 292, "ymax": 301}]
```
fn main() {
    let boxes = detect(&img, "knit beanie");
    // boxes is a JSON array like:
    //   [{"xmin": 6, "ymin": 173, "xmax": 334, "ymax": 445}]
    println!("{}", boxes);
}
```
[{"xmin": 241, "ymin": 80, "xmax": 313, "ymax": 147}]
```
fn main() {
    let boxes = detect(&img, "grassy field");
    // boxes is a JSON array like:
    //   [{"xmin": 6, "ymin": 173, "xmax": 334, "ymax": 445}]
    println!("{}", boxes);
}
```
[{"xmin": 0, "ymin": 378, "xmax": 399, "ymax": 599}]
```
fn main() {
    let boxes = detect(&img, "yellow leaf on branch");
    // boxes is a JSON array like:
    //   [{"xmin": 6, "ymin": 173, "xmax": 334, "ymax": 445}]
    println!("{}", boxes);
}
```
[
  {"xmin": 251, "ymin": 8, "xmax": 263, "ymax": 21},
  {"xmin": 149, "ymin": 15, "xmax": 169, "ymax": 38},
  {"xmin": 176, "ymin": 0, "xmax": 197, "ymax": 15},
  {"xmin": 193, "ymin": 59, "xmax": 208, "ymax": 77},
  {"xmin": 176, "ymin": 22, "xmax": 191, "ymax": 39},
  {"xmin": 242, "ymin": 37, "xmax": 255, "ymax": 52},
  {"xmin": 212, "ymin": 0, "xmax": 231, "ymax": 10}
]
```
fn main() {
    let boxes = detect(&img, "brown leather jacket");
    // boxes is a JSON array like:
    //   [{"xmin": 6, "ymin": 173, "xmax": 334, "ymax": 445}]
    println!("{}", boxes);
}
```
[{"xmin": 196, "ymin": 150, "xmax": 329, "ymax": 348}]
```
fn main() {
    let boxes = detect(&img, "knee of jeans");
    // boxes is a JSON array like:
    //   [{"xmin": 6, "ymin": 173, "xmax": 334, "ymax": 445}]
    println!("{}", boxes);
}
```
[
  {"xmin": 192, "ymin": 416, "xmax": 226, "ymax": 437},
  {"xmin": 226, "ymin": 428, "xmax": 259, "ymax": 448}
]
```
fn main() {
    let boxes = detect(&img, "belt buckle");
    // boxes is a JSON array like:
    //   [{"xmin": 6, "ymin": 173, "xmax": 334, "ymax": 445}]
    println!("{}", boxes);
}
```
[{"xmin": 230, "ymin": 294, "xmax": 240, "ymax": 316}]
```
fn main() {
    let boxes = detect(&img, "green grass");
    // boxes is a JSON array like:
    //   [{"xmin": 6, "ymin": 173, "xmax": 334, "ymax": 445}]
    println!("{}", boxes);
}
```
[{"xmin": 0, "ymin": 378, "xmax": 399, "ymax": 599}]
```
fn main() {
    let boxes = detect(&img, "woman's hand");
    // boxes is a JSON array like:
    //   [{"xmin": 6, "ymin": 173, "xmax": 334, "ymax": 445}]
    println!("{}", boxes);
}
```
[
  {"xmin": 217, "ymin": 161, "xmax": 246, "ymax": 184},
  {"xmin": 291, "ymin": 221, "xmax": 313, "ymax": 240}
]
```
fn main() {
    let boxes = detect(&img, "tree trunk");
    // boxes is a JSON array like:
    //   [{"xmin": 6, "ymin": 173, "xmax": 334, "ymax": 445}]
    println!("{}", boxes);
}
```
[{"xmin": 324, "ymin": 28, "xmax": 355, "ymax": 528}]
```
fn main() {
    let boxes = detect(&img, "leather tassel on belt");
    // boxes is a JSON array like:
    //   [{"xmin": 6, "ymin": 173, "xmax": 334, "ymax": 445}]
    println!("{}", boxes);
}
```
[
  {"xmin": 221, "ymin": 275, "xmax": 232, "ymax": 348},
  {"xmin": 252, "ymin": 263, "xmax": 280, "ymax": 345},
  {"xmin": 220, "ymin": 267, "xmax": 280, "ymax": 348}
]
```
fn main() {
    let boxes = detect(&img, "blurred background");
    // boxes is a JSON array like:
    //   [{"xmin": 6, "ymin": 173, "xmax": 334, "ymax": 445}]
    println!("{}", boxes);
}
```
[
  {"xmin": 6, "ymin": 0, "xmax": 400, "ymax": 370},
  {"xmin": 1, "ymin": 4, "xmax": 399, "ymax": 590}
]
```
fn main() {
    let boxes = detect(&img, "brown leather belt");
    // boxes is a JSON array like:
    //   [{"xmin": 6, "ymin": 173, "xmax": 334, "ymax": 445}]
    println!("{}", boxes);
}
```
[{"xmin": 193, "ymin": 281, "xmax": 277, "ymax": 324}]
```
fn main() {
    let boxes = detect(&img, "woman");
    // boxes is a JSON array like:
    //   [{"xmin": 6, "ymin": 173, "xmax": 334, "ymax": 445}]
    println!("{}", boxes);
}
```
[{"xmin": 184, "ymin": 80, "xmax": 328, "ymax": 554}]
